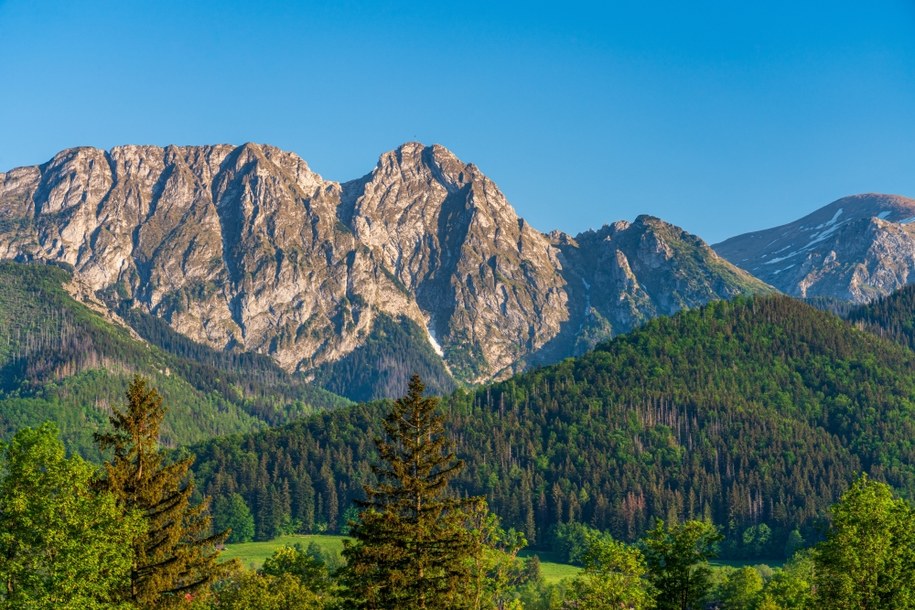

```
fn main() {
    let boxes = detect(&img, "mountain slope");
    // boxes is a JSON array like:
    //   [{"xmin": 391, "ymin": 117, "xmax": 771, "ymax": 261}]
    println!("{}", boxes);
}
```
[
  {"xmin": 715, "ymin": 193, "xmax": 915, "ymax": 302},
  {"xmin": 190, "ymin": 295, "xmax": 915, "ymax": 556},
  {"xmin": 0, "ymin": 142, "xmax": 771, "ymax": 397},
  {"xmin": 846, "ymin": 283, "xmax": 915, "ymax": 350},
  {"xmin": 0, "ymin": 261, "xmax": 347, "ymax": 456},
  {"xmin": 542, "ymin": 216, "xmax": 774, "ymax": 358}
]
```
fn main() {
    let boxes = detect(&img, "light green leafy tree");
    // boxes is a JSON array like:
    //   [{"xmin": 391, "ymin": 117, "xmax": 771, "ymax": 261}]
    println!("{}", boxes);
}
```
[
  {"xmin": 214, "ymin": 570, "xmax": 324, "ymax": 610},
  {"xmin": 641, "ymin": 519, "xmax": 722, "ymax": 610},
  {"xmin": 814, "ymin": 475, "xmax": 915, "ymax": 610},
  {"xmin": 719, "ymin": 566, "xmax": 763, "ymax": 609},
  {"xmin": 261, "ymin": 544, "xmax": 335, "ymax": 597},
  {"xmin": 758, "ymin": 551, "xmax": 815, "ymax": 610},
  {"xmin": 213, "ymin": 493, "xmax": 255, "ymax": 543},
  {"xmin": 465, "ymin": 499, "xmax": 528, "ymax": 610},
  {"xmin": 0, "ymin": 423, "xmax": 142, "ymax": 609},
  {"xmin": 565, "ymin": 532, "xmax": 654, "ymax": 610},
  {"xmin": 216, "ymin": 544, "xmax": 338, "ymax": 609}
]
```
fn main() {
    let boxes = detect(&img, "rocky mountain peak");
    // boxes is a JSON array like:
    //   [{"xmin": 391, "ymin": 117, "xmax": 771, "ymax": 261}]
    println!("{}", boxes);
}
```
[
  {"xmin": 0, "ymin": 142, "xmax": 773, "ymax": 396},
  {"xmin": 715, "ymin": 193, "xmax": 915, "ymax": 303}
]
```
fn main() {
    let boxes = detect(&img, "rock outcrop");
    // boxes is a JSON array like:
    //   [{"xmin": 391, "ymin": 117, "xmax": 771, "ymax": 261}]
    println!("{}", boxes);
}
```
[
  {"xmin": 714, "ymin": 194, "xmax": 915, "ymax": 303},
  {"xmin": 0, "ymin": 142, "xmax": 771, "ymax": 390}
]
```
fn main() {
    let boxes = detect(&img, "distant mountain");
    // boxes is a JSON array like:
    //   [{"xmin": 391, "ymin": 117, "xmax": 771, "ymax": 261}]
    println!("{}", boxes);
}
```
[
  {"xmin": 0, "ymin": 261, "xmax": 347, "ymax": 456},
  {"xmin": 191, "ymin": 295, "xmax": 915, "ymax": 556},
  {"xmin": 715, "ymin": 194, "xmax": 915, "ymax": 303},
  {"xmin": 0, "ymin": 142, "xmax": 770, "ymax": 398}
]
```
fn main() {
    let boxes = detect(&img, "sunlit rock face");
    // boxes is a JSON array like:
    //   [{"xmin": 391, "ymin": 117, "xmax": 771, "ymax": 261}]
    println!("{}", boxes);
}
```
[{"xmin": 0, "ymin": 142, "xmax": 769, "ymax": 385}]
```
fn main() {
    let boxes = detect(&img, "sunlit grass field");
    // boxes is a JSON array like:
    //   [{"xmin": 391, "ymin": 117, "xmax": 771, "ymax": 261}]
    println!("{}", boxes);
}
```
[{"xmin": 222, "ymin": 534, "xmax": 582, "ymax": 584}]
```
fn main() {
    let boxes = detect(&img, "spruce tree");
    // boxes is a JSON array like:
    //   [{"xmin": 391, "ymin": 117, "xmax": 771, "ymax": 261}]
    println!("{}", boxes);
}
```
[
  {"xmin": 95, "ymin": 375, "xmax": 226, "ymax": 608},
  {"xmin": 341, "ymin": 374, "xmax": 476, "ymax": 610}
]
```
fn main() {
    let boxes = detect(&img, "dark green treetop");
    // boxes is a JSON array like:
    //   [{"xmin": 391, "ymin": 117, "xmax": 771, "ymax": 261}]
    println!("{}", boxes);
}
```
[
  {"xmin": 95, "ymin": 375, "xmax": 226, "ymax": 608},
  {"xmin": 341, "ymin": 374, "xmax": 478, "ymax": 610}
]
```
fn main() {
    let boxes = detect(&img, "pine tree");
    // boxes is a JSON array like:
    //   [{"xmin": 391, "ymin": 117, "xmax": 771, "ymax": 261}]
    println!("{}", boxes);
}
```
[
  {"xmin": 341, "ymin": 374, "xmax": 477, "ymax": 610},
  {"xmin": 95, "ymin": 375, "xmax": 226, "ymax": 608}
]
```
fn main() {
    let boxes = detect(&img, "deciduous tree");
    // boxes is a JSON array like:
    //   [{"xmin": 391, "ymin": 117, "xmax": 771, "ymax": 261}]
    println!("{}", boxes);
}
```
[
  {"xmin": 566, "ymin": 532, "xmax": 654, "ymax": 610},
  {"xmin": 641, "ymin": 519, "xmax": 722, "ymax": 610},
  {"xmin": 814, "ymin": 475, "xmax": 915, "ymax": 610},
  {"xmin": 0, "ymin": 423, "xmax": 141, "ymax": 609}
]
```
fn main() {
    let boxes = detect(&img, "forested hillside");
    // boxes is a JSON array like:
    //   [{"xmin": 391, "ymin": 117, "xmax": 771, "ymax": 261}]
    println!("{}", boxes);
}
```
[
  {"xmin": 309, "ymin": 314, "xmax": 456, "ymax": 401},
  {"xmin": 846, "ymin": 284, "xmax": 915, "ymax": 350},
  {"xmin": 0, "ymin": 262, "xmax": 348, "ymax": 456},
  {"xmin": 191, "ymin": 296, "xmax": 915, "ymax": 557}
]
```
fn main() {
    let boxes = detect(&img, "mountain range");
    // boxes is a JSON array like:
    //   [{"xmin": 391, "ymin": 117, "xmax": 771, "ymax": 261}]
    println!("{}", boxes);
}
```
[
  {"xmin": 4, "ymin": 142, "xmax": 915, "ymax": 558},
  {"xmin": 0, "ymin": 142, "xmax": 769, "ymax": 397},
  {"xmin": 3, "ymin": 142, "xmax": 915, "ymax": 402}
]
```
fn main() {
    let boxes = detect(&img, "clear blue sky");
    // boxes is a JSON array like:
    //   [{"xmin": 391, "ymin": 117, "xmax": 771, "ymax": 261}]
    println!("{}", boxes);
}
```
[{"xmin": 1, "ymin": 1, "xmax": 913, "ymax": 243}]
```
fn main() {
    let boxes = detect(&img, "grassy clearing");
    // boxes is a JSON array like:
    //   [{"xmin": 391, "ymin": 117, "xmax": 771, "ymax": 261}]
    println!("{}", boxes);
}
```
[
  {"xmin": 221, "ymin": 534, "xmax": 347, "ymax": 570},
  {"xmin": 519, "ymin": 550, "xmax": 582, "ymax": 584},
  {"xmin": 537, "ymin": 561, "xmax": 582, "ymax": 584},
  {"xmin": 222, "ymin": 535, "xmax": 582, "ymax": 584}
]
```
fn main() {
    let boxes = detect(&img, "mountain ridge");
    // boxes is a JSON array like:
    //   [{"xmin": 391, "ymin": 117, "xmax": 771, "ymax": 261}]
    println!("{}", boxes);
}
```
[
  {"xmin": 715, "ymin": 193, "xmax": 915, "ymax": 303},
  {"xmin": 0, "ymin": 141, "xmax": 771, "ymax": 396}
]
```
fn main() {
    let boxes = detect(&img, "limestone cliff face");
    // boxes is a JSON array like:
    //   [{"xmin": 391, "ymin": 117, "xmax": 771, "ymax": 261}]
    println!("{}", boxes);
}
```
[
  {"xmin": 0, "ymin": 143, "xmax": 424, "ymax": 375},
  {"xmin": 714, "ymin": 194, "xmax": 915, "ymax": 303},
  {"xmin": 342, "ymin": 143, "xmax": 568, "ymax": 381},
  {"xmin": 0, "ymin": 142, "xmax": 770, "ymax": 389}
]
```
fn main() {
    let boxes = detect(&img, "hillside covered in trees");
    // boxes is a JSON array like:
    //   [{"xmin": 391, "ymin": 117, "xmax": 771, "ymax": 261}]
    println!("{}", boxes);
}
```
[
  {"xmin": 846, "ymin": 284, "xmax": 915, "ymax": 351},
  {"xmin": 0, "ymin": 262, "xmax": 348, "ymax": 456},
  {"xmin": 192, "ymin": 295, "xmax": 915, "ymax": 557}
]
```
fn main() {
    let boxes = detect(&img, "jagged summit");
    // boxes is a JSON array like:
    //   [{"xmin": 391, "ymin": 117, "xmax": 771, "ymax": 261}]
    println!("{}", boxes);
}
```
[
  {"xmin": 0, "ymin": 142, "xmax": 769, "ymax": 396},
  {"xmin": 715, "ymin": 193, "xmax": 915, "ymax": 303}
]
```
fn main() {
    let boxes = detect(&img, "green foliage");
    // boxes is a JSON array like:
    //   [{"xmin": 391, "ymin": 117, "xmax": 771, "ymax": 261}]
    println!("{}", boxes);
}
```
[
  {"xmin": 260, "ymin": 544, "xmax": 335, "ymax": 596},
  {"xmin": 464, "ymin": 500, "xmax": 530, "ymax": 610},
  {"xmin": 0, "ymin": 423, "xmax": 141, "ymax": 609},
  {"xmin": 341, "ymin": 375, "xmax": 478, "ymax": 609},
  {"xmin": 813, "ymin": 475, "xmax": 915, "ymax": 609},
  {"xmin": 782, "ymin": 529, "xmax": 805, "ymax": 560},
  {"xmin": 550, "ymin": 522, "xmax": 603, "ymax": 565},
  {"xmin": 719, "ymin": 566, "xmax": 764, "ymax": 610},
  {"xmin": 193, "ymin": 296, "xmax": 915, "ymax": 556},
  {"xmin": 214, "ymin": 494, "xmax": 255, "ymax": 544},
  {"xmin": 641, "ymin": 520, "xmax": 722, "ymax": 610},
  {"xmin": 96, "ymin": 376, "xmax": 226, "ymax": 608},
  {"xmin": 757, "ymin": 552, "xmax": 816, "ymax": 610},
  {"xmin": 311, "ymin": 314, "xmax": 456, "ymax": 401},
  {"xmin": 565, "ymin": 533, "xmax": 654, "ymax": 610},
  {"xmin": 213, "ymin": 569, "xmax": 324, "ymax": 610},
  {"xmin": 847, "ymin": 283, "xmax": 915, "ymax": 351},
  {"xmin": 215, "ymin": 539, "xmax": 342, "ymax": 608}
]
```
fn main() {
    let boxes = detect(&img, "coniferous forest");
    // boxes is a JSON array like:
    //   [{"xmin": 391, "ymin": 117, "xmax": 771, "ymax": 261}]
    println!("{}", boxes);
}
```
[
  {"xmin": 5, "ymin": 264, "xmax": 915, "ymax": 607},
  {"xmin": 191, "ymin": 295, "xmax": 915, "ymax": 556}
]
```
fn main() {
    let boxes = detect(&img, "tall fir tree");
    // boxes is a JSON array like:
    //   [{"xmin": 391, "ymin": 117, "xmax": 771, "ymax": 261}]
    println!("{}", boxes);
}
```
[
  {"xmin": 95, "ymin": 375, "xmax": 226, "ymax": 608},
  {"xmin": 341, "ymin": 374, "xmax": 477, "ymax": 610}
]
